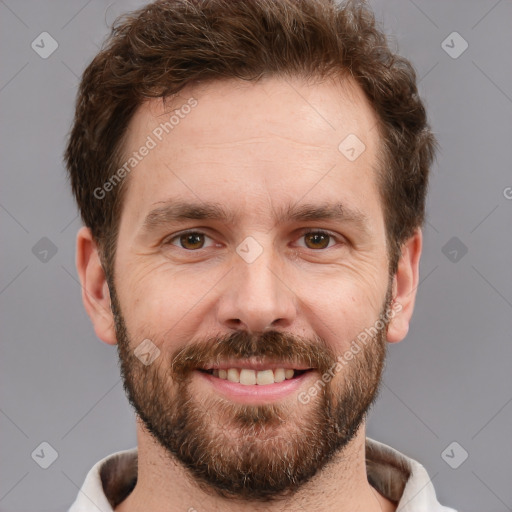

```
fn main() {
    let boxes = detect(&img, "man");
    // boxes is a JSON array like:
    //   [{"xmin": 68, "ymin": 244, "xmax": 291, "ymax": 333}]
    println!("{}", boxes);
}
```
[{"xmin": 65, "ymin": 0, "xmax": 456, "ymax": 510}]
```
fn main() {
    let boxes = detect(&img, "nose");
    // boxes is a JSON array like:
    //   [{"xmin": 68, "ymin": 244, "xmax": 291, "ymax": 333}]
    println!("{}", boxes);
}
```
[{"xmin": 216, "ymin": 246, "xmax": 297, "ymax": 334}]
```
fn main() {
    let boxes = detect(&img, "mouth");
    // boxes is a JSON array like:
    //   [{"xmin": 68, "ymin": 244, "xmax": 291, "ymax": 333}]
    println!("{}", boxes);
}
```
[
  {"xmin": 194, "ymin": 359, "xmax": 317, "ymax": 403},
  {"xmin": 197, "ymin": 367, "xmax": 313, "ymax": 385}
]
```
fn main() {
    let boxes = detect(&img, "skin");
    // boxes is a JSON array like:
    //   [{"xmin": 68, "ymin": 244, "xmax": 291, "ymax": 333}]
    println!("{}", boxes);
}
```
[{"xmin": 76, "ymin": 75, "xmax": 422, "ymax": 512}]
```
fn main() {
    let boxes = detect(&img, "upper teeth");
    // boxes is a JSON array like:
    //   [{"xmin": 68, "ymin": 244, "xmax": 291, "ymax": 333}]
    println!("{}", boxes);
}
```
[{"xmin": 213, "ymin": 368, "xmax": 295, "ymax": 385}]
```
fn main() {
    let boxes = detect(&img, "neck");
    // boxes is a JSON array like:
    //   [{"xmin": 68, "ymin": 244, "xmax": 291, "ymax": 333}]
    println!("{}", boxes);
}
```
[{"xmin": 115, "ymin": 419, "xmax": 396, "ymax": 512}]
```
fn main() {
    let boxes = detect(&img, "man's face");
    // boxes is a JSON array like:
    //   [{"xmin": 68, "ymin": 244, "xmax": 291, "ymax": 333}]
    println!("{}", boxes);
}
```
[{"xmin": 110, "ymin": 76, "xmax": 392, "ymax": 499}]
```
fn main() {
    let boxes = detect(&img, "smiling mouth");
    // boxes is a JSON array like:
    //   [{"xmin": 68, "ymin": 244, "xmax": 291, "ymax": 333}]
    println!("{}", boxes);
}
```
[{"xmin": 197, "ymin": 367, "xmax": 313, "ymax": 385}]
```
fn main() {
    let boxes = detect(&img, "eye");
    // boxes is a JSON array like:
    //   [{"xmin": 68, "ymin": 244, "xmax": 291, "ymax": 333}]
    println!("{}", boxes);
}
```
[
  {"xmin": 163, "ymin": 229, "xmax": 341, "ymax": 252},
  {"xmin": 296, "ymin": 230, "xmax": 339, "ymax": 250},
  {"xmin": 165, "ymin": 231, "xmax": 215, "ymax": 250}
]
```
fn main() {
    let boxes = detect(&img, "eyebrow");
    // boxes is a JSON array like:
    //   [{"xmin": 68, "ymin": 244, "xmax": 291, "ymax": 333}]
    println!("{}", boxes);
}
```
[{"xmin": 140, "ymin": 200, "xmax": 370, "ymax": 234}]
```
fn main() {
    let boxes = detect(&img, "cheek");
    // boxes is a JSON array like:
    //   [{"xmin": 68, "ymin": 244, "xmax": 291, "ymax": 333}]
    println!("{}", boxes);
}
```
[
  {"xmin": 295, "ymin": 270, "xmax": 387, "ymax": 354},
  {"xmin": 118, "ymin": 261, "xmax": 223, "ymax": 346}
]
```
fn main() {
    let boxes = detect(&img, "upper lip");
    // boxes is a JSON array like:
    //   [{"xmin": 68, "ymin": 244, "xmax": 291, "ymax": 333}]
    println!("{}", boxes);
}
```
[{"xmin": 199, "ymin": 359, "xmax": 313, "ymax": 371}]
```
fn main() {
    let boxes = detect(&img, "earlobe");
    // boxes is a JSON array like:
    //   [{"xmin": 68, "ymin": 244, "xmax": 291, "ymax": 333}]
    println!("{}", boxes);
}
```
[
  {"xmin": 386, "ymin": 229, "xmax": 422, "ymax": 344},
  {"xmin": 76, "ymin": 226, "xmax": 117, "ymax": 345}
]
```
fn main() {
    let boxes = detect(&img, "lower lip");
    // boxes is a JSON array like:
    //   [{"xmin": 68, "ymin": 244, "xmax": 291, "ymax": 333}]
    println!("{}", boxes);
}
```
[{"xmin": 195, "ymin": 370, "xmax": 314, "ymax": 403}]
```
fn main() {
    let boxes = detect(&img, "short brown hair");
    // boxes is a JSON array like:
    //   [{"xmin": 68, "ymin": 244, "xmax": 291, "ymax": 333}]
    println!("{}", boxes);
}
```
[{"xmin": 64, "ymin": 0, "xmax": 436, "ymax": 278}]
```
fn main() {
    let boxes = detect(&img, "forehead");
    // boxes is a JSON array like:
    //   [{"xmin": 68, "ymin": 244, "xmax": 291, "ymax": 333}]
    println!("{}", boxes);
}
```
[
  {"xmin": 127, "ymin": 75, "xmax": 378, "ymax": 151},
  {"xmin": 119, "ymin": 76, "xmax": 382, "ymax": 226}
]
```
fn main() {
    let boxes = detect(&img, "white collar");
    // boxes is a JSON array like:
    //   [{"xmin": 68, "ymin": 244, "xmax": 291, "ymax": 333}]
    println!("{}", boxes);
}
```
[{"xmin": 68, "ymin": 437, "xmax": 457, "ymax": 511}]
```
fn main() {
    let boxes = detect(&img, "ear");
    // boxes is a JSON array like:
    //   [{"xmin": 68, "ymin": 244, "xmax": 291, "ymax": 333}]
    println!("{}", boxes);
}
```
[
  {"xmin": 76, "ymin": 226, "xmax": 117, "ymax": 345},
  {"xmin": 386, "ymin": 228, "xmax": 422, "ymax": 344}
]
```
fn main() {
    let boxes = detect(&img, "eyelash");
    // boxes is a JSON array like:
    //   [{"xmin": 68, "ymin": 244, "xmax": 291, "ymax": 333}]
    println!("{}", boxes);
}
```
[{"xmin": 162, "ymin": 229, "xmax": 343, "ymax": 251}]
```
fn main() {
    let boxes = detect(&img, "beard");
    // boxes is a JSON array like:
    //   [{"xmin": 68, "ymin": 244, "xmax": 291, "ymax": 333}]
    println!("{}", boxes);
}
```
[{"xmin": 110, "ymin": 282, "xmax": 391, "ymax": 502}]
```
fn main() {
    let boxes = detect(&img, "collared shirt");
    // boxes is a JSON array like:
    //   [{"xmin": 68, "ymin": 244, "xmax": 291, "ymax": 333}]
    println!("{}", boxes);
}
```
[{"xmin": 68, "ymin": 437, "xmax": 457, "ymax": 511}]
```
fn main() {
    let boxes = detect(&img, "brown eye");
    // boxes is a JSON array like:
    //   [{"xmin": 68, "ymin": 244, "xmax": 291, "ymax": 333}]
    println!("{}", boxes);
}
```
[
  {"xmin": 165, "ymin": 231, "xmax": 209, "ymax": 251},
  {"xmin": 303, "ymin": 231, "xmax": 332, "ymax": 249},
  {"xmin": 177, "ymin": 232, "xmax": 206, "ymax": 250},
  {"xmin": 297, "ymin": 230, "xmax": 341, "ymax": 250}
]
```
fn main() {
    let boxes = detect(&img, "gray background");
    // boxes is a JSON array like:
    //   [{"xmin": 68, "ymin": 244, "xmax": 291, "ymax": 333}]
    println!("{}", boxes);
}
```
[{"xmin": 1, "ymin": 1, "xmax": 511, "ymax": 511}]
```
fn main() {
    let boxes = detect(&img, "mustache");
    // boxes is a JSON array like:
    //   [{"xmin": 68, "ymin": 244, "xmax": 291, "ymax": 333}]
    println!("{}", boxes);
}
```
[{"xmin": 170, "ymin": 330, "xmax": 337, "ymax": 380}]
